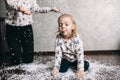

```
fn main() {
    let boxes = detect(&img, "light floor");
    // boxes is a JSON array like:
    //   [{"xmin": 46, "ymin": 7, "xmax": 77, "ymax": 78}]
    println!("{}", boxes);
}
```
[{"xmin": 0, "ymin": 53, "xmax": 120, "ymax": 80}]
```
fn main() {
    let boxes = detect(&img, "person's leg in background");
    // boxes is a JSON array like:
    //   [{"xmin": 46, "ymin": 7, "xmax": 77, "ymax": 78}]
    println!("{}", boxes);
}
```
[
  {"xmin": 6, "ymin": 25, "xmax": 23, "ymax": 65},
  {"xmin": 22, "ymin": 25, "xmax": 34, "ymax": 63}
]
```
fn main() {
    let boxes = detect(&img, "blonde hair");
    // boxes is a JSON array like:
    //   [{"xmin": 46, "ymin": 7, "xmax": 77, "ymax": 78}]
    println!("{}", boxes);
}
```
[{"xmin": 58, "ymin": 14, "xmax": 77, "ymax": 38}]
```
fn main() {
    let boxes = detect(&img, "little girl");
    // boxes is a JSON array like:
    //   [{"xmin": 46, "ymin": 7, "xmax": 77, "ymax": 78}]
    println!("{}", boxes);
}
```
[{"xmin": 52, "ymin": 14, "xmax": 89, "ymax": 78}]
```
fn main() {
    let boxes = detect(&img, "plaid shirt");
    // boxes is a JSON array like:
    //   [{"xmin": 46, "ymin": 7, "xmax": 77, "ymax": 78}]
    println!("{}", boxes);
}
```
[
  {"xmin": 5, "ymin": 0, "xmax": 51, "ymax": 26},
  {"xmin": 54, "ymin": 34, "xmax": 84, "ymax": 71}
]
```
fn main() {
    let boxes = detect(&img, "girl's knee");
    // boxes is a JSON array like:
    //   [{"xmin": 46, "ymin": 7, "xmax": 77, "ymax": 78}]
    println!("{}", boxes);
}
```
[
  {"xmin": 84, "ymin": 60, "xmax": 90, "ymax": 71},
  {"xmin": 59, "ymin": 68, "xmax": 68, "ymax": 73}
]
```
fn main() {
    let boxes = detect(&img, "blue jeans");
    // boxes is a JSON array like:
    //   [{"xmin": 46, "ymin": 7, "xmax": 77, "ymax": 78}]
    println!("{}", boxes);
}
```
[{"xmin": 59, "ymin": 58, "xmax": 89, "ymax": 73}]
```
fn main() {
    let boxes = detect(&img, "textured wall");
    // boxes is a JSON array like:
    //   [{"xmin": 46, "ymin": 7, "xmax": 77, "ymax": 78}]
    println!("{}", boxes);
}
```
[{"xmin": 33, "ymin": 0, "xmax": 120, "ymax": 51}]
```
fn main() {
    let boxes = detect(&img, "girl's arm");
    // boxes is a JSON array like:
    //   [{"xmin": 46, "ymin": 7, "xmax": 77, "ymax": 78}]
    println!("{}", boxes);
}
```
[
  {"xmin": 75, "ymin": 38, "xmax": 84, "ymax": 71},
  {"xmin": 54, "ymin": 37, "xmax": 62, "ymax": 70},
  {"xmin": 6, "ymin": 0, "xmax": 30, "ymax": 15},
  {"xmin": 17, "ymin": 6, "xmax": 31, "ymax": 15},
  {"xmin": 6, "ymin": 0, "xmax": 18, "ymax": 10},
  {"xmin": 75, "ymin": 36, "xmax": 84, "ymax": 78},
  {"xmin": 52, "ymin": 37, "xmax": 62, "ymax": 76},
  {"xmin": 30, "ymin": 0, "xmax": 59, "ymax": 13}
]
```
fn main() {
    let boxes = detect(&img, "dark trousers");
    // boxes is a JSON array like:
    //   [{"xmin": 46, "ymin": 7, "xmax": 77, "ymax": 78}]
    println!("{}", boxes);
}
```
[
  {"xmin": 6, "ymin": 24, "xmax": 34, "ymax": 65},
  {"xmin": 59, "ymin": 58, "xmax": 89, "ymax": 73}
]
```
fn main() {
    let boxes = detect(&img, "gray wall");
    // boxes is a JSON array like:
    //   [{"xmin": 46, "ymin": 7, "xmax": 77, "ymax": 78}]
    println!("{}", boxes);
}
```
[{"xmin": 33, "ymin": 0, "xmax": 120, "ymax": 52}]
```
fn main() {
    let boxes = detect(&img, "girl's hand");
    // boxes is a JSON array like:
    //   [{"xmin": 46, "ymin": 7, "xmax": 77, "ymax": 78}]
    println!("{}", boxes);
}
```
[
  {"xmin": 76, "ymin": 70, "xmax": 85, "ymax": 78},
  {"xmin": 18, "ymin": 6, "xmax": 31, "ymax": 15},
  {"xmin": 51, "ymin": 7, "xmax": 60, "ymax": 13},
  {"xmin": 51, "ymin": 68, "xmax": 59, "ymax": 77},
  {"xmin": 24, "ymin": 10, "xmax": 31, "ymax": 15}
]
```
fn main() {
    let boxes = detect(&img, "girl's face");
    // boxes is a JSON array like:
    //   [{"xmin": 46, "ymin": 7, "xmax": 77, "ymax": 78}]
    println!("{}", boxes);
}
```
[{"xmin": 59, "ymin": 16, "xmax": 75, "ymax": 39}]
